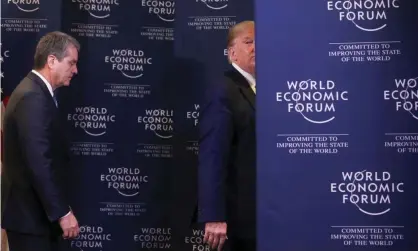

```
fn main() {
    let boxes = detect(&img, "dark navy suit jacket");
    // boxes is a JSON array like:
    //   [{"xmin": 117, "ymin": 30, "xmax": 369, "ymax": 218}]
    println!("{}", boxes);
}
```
[
  {"xmin": 1, "ymin": 72, "xmax": 70, "ymax": 236},
  {"xmin": 197, "ymin": 68, "xmax": 256, "ymax": 240}
]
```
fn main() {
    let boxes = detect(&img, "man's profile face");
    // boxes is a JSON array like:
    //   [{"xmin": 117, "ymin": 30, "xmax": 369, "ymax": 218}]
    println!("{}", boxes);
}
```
[
  {"xmin": 229, "ymin": 24, "xmax": 255, "ymax": 75},
  {"xmin": 51, "ymin": 45, "xmax": 79, "ymax": 87}
]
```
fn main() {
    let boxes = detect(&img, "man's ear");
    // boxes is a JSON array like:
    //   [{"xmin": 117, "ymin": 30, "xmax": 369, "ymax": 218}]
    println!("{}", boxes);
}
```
[
  {"xmin": 228, "ymin": 47, "xmax": 235, "ymax": 62},
  {"xmin": 47, "ymin": 55, "xmax": 56, "ymax": 69}
]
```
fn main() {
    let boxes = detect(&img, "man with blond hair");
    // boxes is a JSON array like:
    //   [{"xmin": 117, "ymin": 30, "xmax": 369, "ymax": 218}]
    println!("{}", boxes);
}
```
[{"xmin": 197, "ymin": 20, "xmax": 256, "ymax": 251}]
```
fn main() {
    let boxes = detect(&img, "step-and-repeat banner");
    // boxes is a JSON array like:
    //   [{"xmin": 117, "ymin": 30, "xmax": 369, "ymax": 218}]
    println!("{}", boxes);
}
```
[
  {"xmin": 1, "ymin": 0, "xmax": 252, "ymax": 250},
  {"xmin": 257, "ymin": 0, "xmax": 418, "ymax": 250}
]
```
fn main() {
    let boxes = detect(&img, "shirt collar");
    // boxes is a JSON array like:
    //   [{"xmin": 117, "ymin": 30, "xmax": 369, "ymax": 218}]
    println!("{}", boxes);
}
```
[
  {"xmin": 232, "ymin": 63, "xmax": 256, "ymax": 89},
  {"xmin": 31, "ymin": 69, "xmax": 54, "ymax": 97}
]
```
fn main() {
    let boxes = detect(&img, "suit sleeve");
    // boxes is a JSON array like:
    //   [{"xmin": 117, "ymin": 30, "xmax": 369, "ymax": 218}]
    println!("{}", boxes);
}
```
[
  {"xmin": 197, "ymin": 86, "xmax": 233, "ymax": 223},
  {"xmin": 15, "ymin": 92, "xmax": 70, "ymax": 222}
]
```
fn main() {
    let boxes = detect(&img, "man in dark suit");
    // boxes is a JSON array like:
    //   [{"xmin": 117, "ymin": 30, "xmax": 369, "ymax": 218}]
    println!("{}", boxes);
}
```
[
  {"xmin": 197, "ymin": 21, "xmax": 256, "ymax": 251},
  {"xmin": 1, "ymin": 31, "xmax": 81, "ymax": 251}
]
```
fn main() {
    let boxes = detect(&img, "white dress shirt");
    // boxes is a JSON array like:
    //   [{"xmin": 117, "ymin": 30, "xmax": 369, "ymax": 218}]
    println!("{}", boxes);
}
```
[{"xmin": 31, "ymin": 70, "xmax": 54, "ymax": 97}]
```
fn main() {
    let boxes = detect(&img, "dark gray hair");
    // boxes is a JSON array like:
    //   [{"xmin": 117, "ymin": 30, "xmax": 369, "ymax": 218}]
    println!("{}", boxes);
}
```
[{"xmin": 33, "ymin": 31, "xmax": 80, "ymax": 70}]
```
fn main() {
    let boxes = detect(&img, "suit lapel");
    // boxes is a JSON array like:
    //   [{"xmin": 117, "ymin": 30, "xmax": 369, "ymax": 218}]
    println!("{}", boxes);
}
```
[
  {"xmin": 239, "ymin": 85, "xmax": 255, "ymax": 110},
  {"xmin": 225, "ymin": 69, "xmax": 255, "ymax": 110}
]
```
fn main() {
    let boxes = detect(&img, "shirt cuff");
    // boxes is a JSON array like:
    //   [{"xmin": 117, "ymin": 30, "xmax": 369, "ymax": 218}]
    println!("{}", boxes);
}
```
[{"xmin": 60, "ymin": 209, "xmax": 72, "ymax": 219}]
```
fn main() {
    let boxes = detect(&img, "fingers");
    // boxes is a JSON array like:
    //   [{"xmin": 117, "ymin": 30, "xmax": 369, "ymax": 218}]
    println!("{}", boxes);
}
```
[
  {"xmin": 203, "ymin": 229, "xmax": 210, "ymax": 244},
  {"xmin": 205, "ymin": 232, "xmax": 227, "ymax": 250},
  {"xmin": 62, "ymin": 226, "xmax": 79, "ymax": 239},
  {"xmin": 68, "ymin": 227, "xmax": 77, "ymax": 239},
  {"xmin": 62, "ymin": 229, "xmax": 70, "ymax": 239},
  {"xmin": 208, "ymin": 233, "xmax": 215, "ymax": 249},
  {"xmin": 69, "ymin": 223, "xmax": 80, "ymax": 239},
  {"xmin": 72, "ymin": 228, "xmax": 79, "ymax": 238},
  {"xmin": 61, "ymin": 217, "xmax": 80, "ymax": 240},
  {"xmin": 204, "ymin": 223, "xmax": 227, "ymax": 251},
  {"xmin": 218, "ymin": 235, "xmax": 227, "ymax": 251},
  {"xmin": 211, "ymin": 233, "xmax": 220, "ymax": 250},
  {"xmin": 66, "ymin": 229, "xmax": 74, "ymax": 239}
]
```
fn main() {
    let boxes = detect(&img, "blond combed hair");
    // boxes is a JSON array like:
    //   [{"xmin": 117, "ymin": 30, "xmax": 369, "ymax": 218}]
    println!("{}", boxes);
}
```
[{"xmin": 226, "ymin": 20, "xmax": 254, "ymax": 63}]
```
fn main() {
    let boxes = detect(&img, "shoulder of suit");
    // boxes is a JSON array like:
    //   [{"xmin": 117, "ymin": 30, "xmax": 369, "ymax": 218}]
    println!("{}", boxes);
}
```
[
  {"xmin": 224, "ymin": 69, "xmax": 248, "ymax": 87},
  {"xmin": 22, "ymin": 78, "xmax": 43, "ymax": 92},
  {"xmin": 10, "ymin": 77, "xmax": 46, "ymax": 102},
  {"xmin": 224, "ymin": 69, "xmax": 240, "ymax": 81}
]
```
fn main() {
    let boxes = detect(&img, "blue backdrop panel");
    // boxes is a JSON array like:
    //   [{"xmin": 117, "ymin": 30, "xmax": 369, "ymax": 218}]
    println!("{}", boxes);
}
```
[
  {"xmin": 57, "ymin": 1, "xmax": 176, "ymax": 250},
  {"xmin": 1, "ymin": 0, "xmax": 61, "ymax": 95},
  {"xmin": 256, "ymin": 0, "xmax": 418, "ymax": 250}
]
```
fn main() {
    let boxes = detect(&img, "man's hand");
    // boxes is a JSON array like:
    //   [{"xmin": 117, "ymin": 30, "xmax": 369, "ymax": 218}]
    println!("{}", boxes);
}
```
[
  {"xmin": 203, "ymin": 222, "xmax": 227, "ymax": 251},
  {"xmin": 59, "ymin": 211, "xmax": 79, "ymax": 239}
]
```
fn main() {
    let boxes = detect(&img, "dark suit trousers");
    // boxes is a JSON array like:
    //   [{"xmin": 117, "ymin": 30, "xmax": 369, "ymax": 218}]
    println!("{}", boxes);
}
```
[
  {"xmin": 229, "ymin": 237, "xmax": 256, "ymax": 251},
  {"xmin": 6, "ymin": 230, "xmax": 59, "ymax": 251}
]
